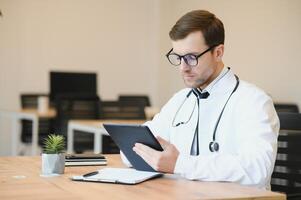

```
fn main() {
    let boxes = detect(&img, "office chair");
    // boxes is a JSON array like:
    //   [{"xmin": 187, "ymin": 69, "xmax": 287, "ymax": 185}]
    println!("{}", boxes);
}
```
[
  {"xmin": 274, "ymin": 103, "xmax": 299, "ymax": 113},
  {"xmin": 271, "ymin": 112, "xmax": 301, "ymax": 199},
  {"xmin": 20, "ymin": 93, "xmax": 52, "ymax": 146},
  {"xmin": 118, "ymin": 95, "xmax": 151, "ymax": 107},
  {"xmin": 54, "ymin": 95, "xmax": 100, "ymax": 153},
  {"xmin": 99, "ymin": 100, "xmax": 146, "ymax": 120},
  {"xmin": 99, "ymin": 100, "xmax": 147, "ymax": 154}
]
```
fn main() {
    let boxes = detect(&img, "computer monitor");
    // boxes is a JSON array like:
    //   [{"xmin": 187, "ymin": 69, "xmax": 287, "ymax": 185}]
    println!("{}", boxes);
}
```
[{"xmin": 50, "ymin": 71, "xmax": 97, "ymax": 100}]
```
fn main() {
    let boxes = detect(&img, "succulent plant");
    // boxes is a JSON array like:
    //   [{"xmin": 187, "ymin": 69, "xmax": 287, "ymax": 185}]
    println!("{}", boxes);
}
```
[{"xmin": 43, "ymin": 134, "xmax": 65, "ymax": 154}]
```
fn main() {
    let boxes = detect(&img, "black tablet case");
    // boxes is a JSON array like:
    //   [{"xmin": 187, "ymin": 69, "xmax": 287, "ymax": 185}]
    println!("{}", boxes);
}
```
[{"xmin": 103, "ymin": 124, "xmax": 163, "ymax": 172}]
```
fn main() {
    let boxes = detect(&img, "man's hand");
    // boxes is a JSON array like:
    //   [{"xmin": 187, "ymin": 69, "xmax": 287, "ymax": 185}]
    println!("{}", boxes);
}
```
[{"xmin": 133, "ymin": 136, "xmax": 179, "ymax": 173}]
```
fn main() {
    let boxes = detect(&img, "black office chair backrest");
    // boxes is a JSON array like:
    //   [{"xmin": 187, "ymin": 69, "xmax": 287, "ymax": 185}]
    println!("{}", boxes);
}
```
[
  {"xmin": 99, "ymin": 100, "xmax": 146, "ymax": 120},
  {"xmin": 54, "ymin": 95, "xmax": 100, "ymax": 136},
  {"xmin": 274, "ymin": 103, "xmax": 299, "ymax": 113},
  {"xmin": 99, "ymin": 100, "xmax": 146, "ymax": 154},
  {"xmin": 271, "ymin": 112, "xmax": 301, "ymax": 199},
  {"xmin": 278, "ymin": 112, "xmax": 301, "ymax": 130},
  {"xmin": 118, "ymin": 95, "xmax": 151, "ymax": 107},
  {"xmin": 20, "ymin": 93, "xmax": 52, "ymax": 145},
  {"xmin": 54, "ymin": 95, "xmax": 100, "ymax": 153},
  {"xmin": 21, "ymin": 93, "xmax": 49, "ymax": 108}
]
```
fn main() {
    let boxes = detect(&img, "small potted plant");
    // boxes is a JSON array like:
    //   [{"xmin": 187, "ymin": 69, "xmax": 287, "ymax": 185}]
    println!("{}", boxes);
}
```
[{"xmin": 41, "ymin": 134, "xmax": 65, "ymax": 176}]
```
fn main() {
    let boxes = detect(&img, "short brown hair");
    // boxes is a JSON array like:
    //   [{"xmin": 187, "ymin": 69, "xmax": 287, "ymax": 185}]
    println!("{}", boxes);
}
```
[{"xmin": 169, "ymin": 10, "xmax": 224, "ymax": 47}]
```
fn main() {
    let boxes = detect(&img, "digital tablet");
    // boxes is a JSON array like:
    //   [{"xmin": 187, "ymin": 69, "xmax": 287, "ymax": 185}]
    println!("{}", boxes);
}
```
[{"xmin": 103, "ymin": 124, "xmax": 163, "ymax": 172}]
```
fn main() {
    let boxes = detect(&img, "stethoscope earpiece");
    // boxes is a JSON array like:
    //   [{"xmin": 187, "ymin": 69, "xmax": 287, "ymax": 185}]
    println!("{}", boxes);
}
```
[{"xmin": 209, "ymin": 141, "xmax": 219, "ymax": 152}]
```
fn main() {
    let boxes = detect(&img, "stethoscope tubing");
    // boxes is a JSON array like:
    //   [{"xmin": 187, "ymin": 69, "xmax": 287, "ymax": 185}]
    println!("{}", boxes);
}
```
[{"xmin": 171, "ymin": 69, "xmax": 239, "ymax": 152}]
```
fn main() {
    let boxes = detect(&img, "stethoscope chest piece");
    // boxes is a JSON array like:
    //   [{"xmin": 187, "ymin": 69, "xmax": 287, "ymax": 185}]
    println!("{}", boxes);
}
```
[{"xmin": 209, "ymin": 141, "xmax": 219, "ymax": 152}]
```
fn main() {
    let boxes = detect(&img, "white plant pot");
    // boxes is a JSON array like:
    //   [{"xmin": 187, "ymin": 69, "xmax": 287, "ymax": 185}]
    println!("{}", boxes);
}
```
[{"xmin": 41, "ymin": 153, "xmax": 65, "ymax": 175}]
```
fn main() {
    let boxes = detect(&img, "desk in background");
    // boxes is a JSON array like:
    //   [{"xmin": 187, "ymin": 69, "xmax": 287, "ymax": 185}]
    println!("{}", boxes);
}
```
[
  {"xmin": 0, "ymin": 109, "xmax": 56, "ymax": 156},
  {"xmin": 67, "ymin": 119, "xmax": 145, "ymax": 154},
  {"xmin": 0, "ymin": 154, "xmax": 285, "ymax": 200},
  {"xmin": 0, "ymin": 107, "xmax": 158, "ymax": 156}
]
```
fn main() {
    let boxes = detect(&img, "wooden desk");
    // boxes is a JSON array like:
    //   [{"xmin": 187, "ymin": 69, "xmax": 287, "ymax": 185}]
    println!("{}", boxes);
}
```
[
  {"xmin": 20, "ymin": 108, "xmax": 56, "ymax": 118},
  {"xmin": 67, "ymin": 119, "xmax": 145, "ymax": 154},
  {"xmin": 0, "ymin": 109, "xmax": 56, "ymax": 156},
  {"xmin": 0, "ymin": 155, "xmax": 286, "ymax": 200}
]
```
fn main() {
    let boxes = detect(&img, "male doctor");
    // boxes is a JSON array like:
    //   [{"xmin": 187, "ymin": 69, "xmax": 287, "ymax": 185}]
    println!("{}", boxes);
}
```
[{"xmin": 129, "ymin": 10, "xmax": 279, "ymax": 189}]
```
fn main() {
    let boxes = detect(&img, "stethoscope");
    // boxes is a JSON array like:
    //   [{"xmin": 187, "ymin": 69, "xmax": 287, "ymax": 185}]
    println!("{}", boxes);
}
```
[{"xmin": 171, "ymin": 68, "xmax": 240, "ymax": 152}]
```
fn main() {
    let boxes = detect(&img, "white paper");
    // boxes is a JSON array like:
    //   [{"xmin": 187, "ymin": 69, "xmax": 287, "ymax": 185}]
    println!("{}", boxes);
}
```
[{"xmin": 73, "ymin": 168, "xmax": 162, "ymax": 184}]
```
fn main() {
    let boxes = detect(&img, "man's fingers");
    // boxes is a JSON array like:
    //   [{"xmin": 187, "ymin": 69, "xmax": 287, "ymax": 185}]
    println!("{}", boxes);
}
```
[
  {"xmin": 135, "ymin": 150, "xmax": 154, "ymax": 168},
  {"xmin": 133, "ymin": 143, "xmax": 160, "ymax": 169},
  {"xmin": 134, "ymin": 143, "xmax": 157, "ymax": 154},
  {"xmin": 156, "ymin": 136, "xmax": 169, "ymax": 149}
]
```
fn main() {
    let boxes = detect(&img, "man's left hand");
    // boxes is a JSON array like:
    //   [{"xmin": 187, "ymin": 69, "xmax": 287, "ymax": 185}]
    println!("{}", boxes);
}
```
[{"xmin": 133, "ymin": 136, "xmax": 179, "ymax": 173}]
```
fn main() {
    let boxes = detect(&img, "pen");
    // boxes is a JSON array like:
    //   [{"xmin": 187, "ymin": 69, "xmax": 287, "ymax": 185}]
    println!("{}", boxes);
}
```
[{"xmin": 83, "ymin": 171, "xmax": 98, "ymax": 177}]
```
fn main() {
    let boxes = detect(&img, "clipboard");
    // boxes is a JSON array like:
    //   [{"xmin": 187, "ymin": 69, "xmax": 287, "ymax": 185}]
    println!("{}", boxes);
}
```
[{"xmin": 72, "ymin": 168, "xmax": 163, "ymax": 185}]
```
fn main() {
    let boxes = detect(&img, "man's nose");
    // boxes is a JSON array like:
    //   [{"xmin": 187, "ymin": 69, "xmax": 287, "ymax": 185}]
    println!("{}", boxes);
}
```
[{"xmin": 180, "ymin": 58, "xmax": 191, "ymax": 71}]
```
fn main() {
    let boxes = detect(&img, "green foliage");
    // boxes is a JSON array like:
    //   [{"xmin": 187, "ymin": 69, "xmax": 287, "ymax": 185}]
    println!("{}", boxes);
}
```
[{"xmin": 43, "ymin": 134, "xmax": 65, "ymax": 154}]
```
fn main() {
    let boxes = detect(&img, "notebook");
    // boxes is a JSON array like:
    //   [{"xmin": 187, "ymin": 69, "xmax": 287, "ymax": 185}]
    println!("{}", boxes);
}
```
[
  {"xmin": 72, "ymin": 168, "xmax": 162, "ymax": 184},
  {"xmin": 65, "ymin": 154, "xmax": 107, "ymax": 166},
  {"xmin": 65, "ymin": 160, "xmax": 107, "ymax": 166},
  {"xmin": 66, "ymin": 153, "xmax": 105, "ymax": 160}
]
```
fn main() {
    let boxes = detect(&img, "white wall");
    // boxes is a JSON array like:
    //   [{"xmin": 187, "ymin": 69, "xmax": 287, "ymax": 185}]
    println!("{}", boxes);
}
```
[
  {"xmin": 1, "ymin": 0, "xmax": 301, "ymax": 155},
  {"xmin": 0, "ymin": 0, "xmax": 160, "ymax": 155},
  {"xmin": 0, "ymin": 0, "xmax": 159, "ymax": 110},
  {"xmin": 157, "ymin": 0, "xmax": 301, "ymax": 106}
]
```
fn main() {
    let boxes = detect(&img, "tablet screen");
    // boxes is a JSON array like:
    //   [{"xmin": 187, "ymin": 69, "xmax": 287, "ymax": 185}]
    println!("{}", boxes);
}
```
[{"xmin": 103, "ymin": 124, "xmax": 163, "ymax": 172}]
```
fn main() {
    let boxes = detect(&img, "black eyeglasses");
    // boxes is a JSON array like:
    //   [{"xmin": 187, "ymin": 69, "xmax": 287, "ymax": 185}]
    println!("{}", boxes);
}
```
[{"xmin": 166, "ymin": 45, "xmax": 218, "ymax": 67}]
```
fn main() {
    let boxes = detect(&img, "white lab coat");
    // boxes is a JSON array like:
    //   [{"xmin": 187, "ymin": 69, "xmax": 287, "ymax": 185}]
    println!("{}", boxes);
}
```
[{"xmin": 122, "ymin": 68, "xmax": 279, "ymax": 189}]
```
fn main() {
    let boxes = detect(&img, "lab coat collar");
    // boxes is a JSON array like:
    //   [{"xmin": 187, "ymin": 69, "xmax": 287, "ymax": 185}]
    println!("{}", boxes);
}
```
[{"xmin": 203, "ymin": 67, "xmax": 236, "ymax": 96}]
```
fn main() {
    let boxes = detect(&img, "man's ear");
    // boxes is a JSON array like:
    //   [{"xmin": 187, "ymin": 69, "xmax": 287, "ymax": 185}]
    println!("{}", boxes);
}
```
[{"xmin": 214, "ymin": 44, "xmax": 224, "ymax": 61}]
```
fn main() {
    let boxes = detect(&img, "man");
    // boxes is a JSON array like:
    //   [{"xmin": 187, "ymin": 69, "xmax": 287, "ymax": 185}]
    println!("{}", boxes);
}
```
[{"xmin": 129, "ymin": 10, "xmax": 279, "ymax": 189}]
